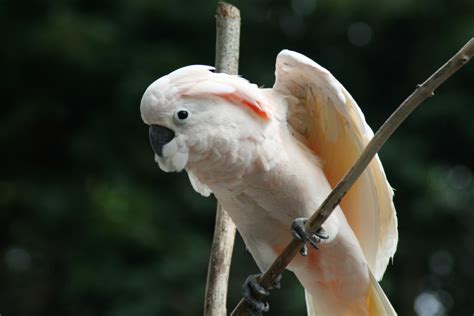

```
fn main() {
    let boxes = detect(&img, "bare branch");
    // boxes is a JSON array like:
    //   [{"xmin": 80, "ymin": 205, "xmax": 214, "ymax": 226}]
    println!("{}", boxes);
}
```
[
  {"xmin": 231, "ymin": 38, "xmax": 474, "ymax": 316},
  {"xmin": 203, "ymin": 3, "xmax": 240, "ymax": 316},
  {"xmin": 214, "ymin": 3, "xmax": 240, "ymax": 74},
  {"xmin": 204, "ymin": 204, "xmax": 237, "ymax": 316}
]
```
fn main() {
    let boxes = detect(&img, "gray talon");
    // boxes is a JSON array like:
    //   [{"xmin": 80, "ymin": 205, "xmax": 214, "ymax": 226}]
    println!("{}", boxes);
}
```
[
  {"xmin": 291, "ymin": 217, "xmax": 329, "ymax": 256},
  {"xmin": 271, "ymin": 274, "xmax": 282, "ymax": 290},
  {"xmin": 242, "ymin": 273, "xmax": 275, "ymax": 315},
  {"xmin": 300, "ymin": 244, "xmax": 308, "ymax": 256}
]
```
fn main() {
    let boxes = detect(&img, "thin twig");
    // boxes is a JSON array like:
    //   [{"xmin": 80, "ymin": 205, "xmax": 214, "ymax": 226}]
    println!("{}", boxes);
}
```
[
  {"xmin": 203, "ymin": 3, "xmax": 240, "ymax": 316},
  {"xmin": 231, "ymin": 38, "xmax": 474, "ymax": 316}
]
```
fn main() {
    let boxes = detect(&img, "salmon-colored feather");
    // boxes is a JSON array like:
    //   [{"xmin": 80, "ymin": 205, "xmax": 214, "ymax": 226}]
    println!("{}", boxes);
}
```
[{"xmin": 216, "ymin": 92, "xmax": 270, "ymax": 120}]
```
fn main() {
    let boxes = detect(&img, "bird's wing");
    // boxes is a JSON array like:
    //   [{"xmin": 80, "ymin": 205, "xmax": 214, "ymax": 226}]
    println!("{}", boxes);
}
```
[{"xmin": 273, "ymin": 50, "xmax": 397, "ymax": 279}]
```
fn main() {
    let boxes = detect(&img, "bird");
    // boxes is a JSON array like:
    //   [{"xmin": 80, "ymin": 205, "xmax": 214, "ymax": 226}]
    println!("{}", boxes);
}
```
[{"xmin": 140, "ymin": 50, "xmax": 398, "ymax": 315}]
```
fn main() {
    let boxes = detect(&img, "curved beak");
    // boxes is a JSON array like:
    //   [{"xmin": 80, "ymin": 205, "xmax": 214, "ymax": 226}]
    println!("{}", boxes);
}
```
[{"xmin": 149, "ymin": 125, "xmax": 175, "ymax": 156}]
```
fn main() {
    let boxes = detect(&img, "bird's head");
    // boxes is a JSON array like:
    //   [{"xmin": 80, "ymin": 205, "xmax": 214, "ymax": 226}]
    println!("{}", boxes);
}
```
[{"xmin": 140, "ymin": 65, "xmax": 273, "ymax": 173}]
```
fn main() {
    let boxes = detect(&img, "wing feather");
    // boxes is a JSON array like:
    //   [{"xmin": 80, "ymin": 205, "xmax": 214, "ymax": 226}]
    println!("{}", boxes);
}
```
[{"xmin": 273, "ymin": 50, "xmax": 398, "ymax": 279}]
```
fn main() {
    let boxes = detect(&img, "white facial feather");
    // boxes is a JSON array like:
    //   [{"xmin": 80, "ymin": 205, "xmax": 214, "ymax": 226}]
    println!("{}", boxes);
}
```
[
  {"xmin": 162, "ymin": 138, "xmax": 178, "ymax": 157},
  {"xmin": 171, "ymin": 151, "xmax": 189, "ymax": 171}
]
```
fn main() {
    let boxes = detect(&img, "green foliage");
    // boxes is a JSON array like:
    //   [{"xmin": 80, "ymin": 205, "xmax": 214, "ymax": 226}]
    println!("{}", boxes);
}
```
[{"xmin": 1, "ymin": 0, "xmax": 473, "ymax": 315}]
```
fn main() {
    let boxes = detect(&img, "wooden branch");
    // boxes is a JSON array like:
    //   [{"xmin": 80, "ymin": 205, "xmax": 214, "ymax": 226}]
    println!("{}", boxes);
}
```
[
  {"xmin": 231, "ymin": 38, "xmax": 474, "ymax": 316},
  {"xmin": 204, "ymin": 203, "xmax": 237, "ymax": 316},
  {"xmin": 214, "ymin": 3, "xmax": 241, "ymax": 74},
  {"xmin": 203, "ymin": 3, "xmax": 240, "ymax": 316}
]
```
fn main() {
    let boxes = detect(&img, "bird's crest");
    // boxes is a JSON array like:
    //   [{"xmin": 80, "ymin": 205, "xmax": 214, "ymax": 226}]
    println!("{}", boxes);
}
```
[{"xmin": 169, "ymin": 65, "xmax": 271, "ymax": 121}]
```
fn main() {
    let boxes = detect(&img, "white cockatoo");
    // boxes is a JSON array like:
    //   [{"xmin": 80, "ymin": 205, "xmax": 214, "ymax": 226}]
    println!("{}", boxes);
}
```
[{"xmin": 140, "ymin": 50, "xmax": 398, "ymax": 316}]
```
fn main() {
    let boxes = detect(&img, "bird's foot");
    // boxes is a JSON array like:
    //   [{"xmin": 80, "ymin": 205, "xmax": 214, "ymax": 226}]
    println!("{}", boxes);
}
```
[
  {"xmin": 242, "ymin": 273, "xmax": 281, "ymax": 315},
  {"xmin": 291, "ymin": 217, "xmax": 329, "ymax": 256}
]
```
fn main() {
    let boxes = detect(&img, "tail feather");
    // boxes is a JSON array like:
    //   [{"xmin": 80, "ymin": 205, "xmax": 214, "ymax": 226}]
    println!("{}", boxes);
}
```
[
  {"xmin": 304, "ymin": 290, "xmax": 317, "ymax": 316},
  {"xmin": 366, "ymin": 270, "xmax": 397, "ymax": 316},
  {"xmin": 304, "ymin": 270, "xmax": 396, "ymax": 316}
]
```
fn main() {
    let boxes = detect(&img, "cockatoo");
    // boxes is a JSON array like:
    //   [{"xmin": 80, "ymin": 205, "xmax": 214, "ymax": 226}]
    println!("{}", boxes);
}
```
[{"xmin": 140, "ymin": 50, "xmax": 398, "ymax": 316}]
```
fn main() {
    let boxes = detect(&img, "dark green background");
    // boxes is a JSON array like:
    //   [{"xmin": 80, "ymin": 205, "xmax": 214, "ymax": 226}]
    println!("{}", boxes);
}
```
[{"xmin": 1, "ymin": 0, "xmax": 473, "ymax": 315}]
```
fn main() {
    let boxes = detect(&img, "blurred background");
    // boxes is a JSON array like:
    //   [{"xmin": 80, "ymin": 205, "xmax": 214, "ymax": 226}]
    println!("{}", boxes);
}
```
[{"xmin": 1, "ymin": 0, "xmax": 473, "ymax": 315}]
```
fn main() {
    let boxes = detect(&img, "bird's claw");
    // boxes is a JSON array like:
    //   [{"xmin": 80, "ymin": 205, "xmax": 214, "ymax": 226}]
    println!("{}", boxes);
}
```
[
  {"xmin": 270, "ymin": 274, "xmax": 282, "ymax": 290},
  {"xmin": 291, "ymin": 217, "xmax": 329, "ymax": 256},
  {"xmin": 242, "ymin": 273, "xmax": 281, "ymax": 315}
]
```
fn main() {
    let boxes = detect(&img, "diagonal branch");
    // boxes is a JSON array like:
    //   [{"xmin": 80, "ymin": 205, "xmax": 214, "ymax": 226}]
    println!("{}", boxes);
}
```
[
  {"xmin": 203, "ymin": 3, "xmax": 240, "ymax": 316},
  {"xmin": 231, "ymin": 38, "xmax": 474, "ymax": 316}
]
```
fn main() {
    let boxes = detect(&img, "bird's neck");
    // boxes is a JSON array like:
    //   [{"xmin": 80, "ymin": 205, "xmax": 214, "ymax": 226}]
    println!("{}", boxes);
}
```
[{"xmin": 186, "ymin": 139, "xmax": 264, "ymax": 191}]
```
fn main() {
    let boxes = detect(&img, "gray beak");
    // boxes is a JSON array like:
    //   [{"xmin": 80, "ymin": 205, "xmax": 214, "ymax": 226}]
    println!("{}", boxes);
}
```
[{"xmin": 149, "ymin": 125, "xmax": 175, "ymax": 156}]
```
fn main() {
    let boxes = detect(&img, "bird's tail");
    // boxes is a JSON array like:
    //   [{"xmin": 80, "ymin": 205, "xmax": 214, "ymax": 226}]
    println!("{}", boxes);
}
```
[
  {"xmin": 365, "ymin": 270, "xmax": 397, "ymax": 316},
  {"xmin": 304, "ymin": 270, "xmax": 396, "ymax": 316}
]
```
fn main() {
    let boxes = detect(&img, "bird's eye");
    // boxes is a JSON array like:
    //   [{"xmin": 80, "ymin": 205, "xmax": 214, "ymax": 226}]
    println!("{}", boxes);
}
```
[
  {"xmin": 174, "ymin": 109, "xmax": 190, "ymax": 125},
  {"xmin": 177, "ymin": 110, "xmax": 188, "ymax": 120}
]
